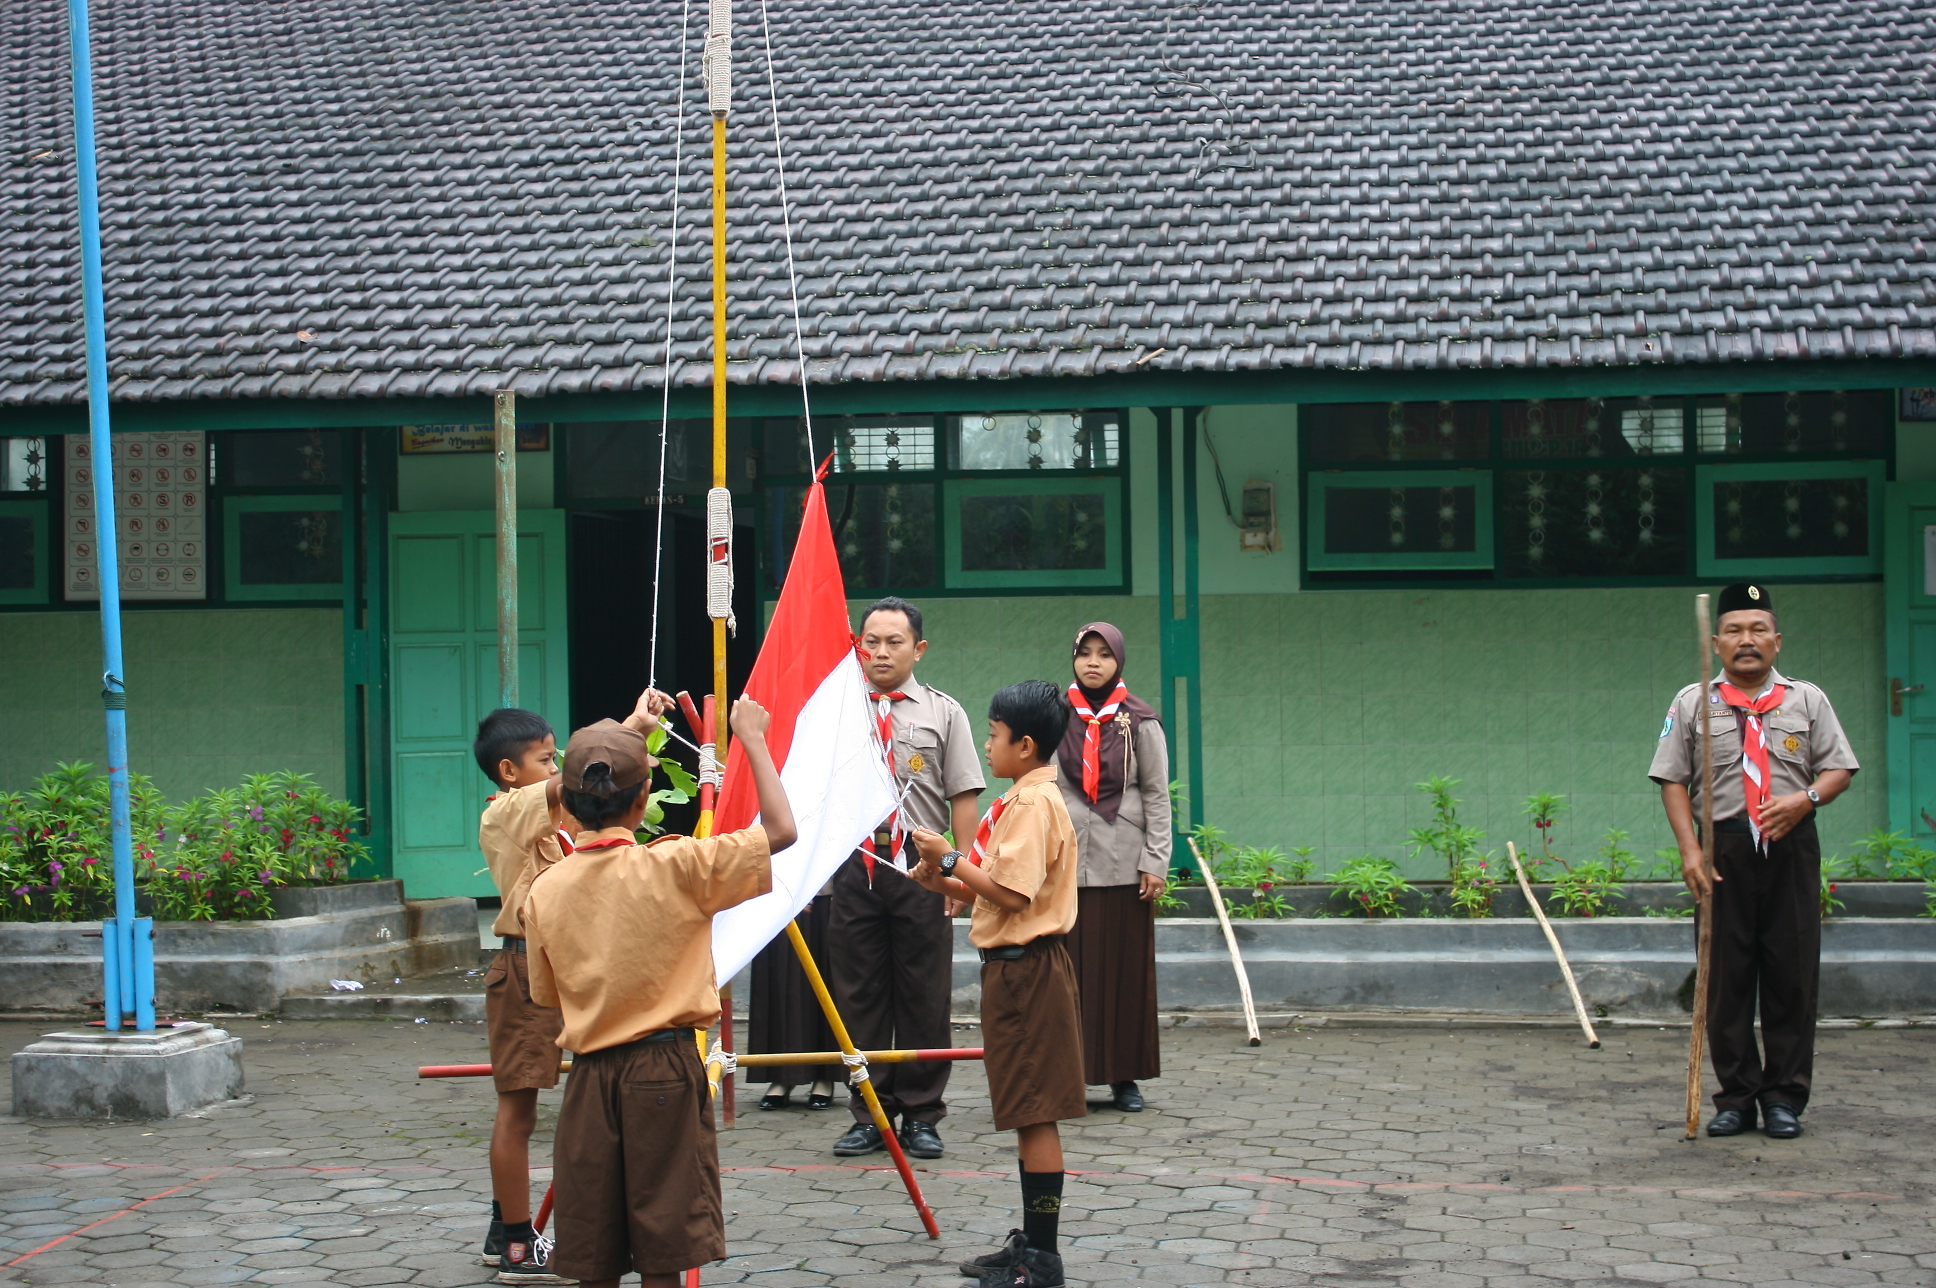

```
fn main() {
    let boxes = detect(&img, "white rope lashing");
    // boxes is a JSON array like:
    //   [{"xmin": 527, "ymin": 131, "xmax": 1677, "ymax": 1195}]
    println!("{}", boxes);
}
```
[
  {"xmin": 706, "ymin": 1039, "xmax": 737, "ymax": 1079},
  {"xmin": 707, "ymin": 486, "xmax": 736, "ymax": 636},
  {"xmin": 646, "ymin": 0, "xmax": 695, "ymax": 689},
  {"xmin": 704, "ymin": 0, "xmax": 732, "ymax": 115},
  {"xmin": 841, "ymin": 1050, "xmax": 870, "ymax": 1085}
]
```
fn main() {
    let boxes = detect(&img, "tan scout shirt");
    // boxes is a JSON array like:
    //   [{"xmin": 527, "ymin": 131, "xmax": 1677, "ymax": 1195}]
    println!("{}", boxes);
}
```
[
  {"xmin": 871, "ymin": 677, "xmax": 985, "ymax": 834},
  {"xmin": 524, "ymin": 827, "xmax": 771, "ymax": 1053},
  {"xmin": 969, "ymin": 764, "xmax": 1079, "ymax": 949},
  {"xmin": 478, "ymin": 783, "xmax": 566, "ymax": 938},
  {"xmin": 1647, "ymin": 668, "xmax": 1860, "ymax": 821},
  {"xmin": 1060, "ymin": 718, "xmax": 1173, "ymax": 887}
]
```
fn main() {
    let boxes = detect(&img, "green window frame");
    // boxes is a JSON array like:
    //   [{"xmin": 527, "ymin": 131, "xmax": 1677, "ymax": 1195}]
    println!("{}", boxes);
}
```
[
  {"xmin": 0, "ymin": 498, "xmax": 50, "ymax": 605},
  {"xmin": 941, "ymin": 475, "xmax": 1126, "ymax": 589},
  {"xmin": 1305, "ymin": 469, "xmax": 1495, "ymax": 571},
  {"xmin": 223, "ymin": 494, "xmax": 347, "ymax": 601},
  {"xmin": 1694, "ymin": 459, "xmax": 1887, "ymax": 579}
]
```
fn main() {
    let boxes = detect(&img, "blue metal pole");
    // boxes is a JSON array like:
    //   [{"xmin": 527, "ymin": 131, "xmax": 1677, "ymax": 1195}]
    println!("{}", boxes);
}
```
[{"xmin": 68, "ymin": 0, "xmax": 149, "ymax": 1031}]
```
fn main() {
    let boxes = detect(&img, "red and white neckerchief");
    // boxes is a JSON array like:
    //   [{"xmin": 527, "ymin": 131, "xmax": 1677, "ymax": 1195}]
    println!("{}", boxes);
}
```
[
  {"xmin": 556, "ymin": 828, "xmax": 576, "ymax": 855},
  {"xmin": 858, "ymin": 690, "xmax": 910, "ymax": 883},
  {"xmin": 1716, "ymin": 679, "xmax": 1787, "ymax": 851},
  {"xmin": 573, "ymin": 835, "xmax": 633, "ymax": 852},
  {"xmin": 1066, "ymin": 680, "xmax": 1129, "ymax": 803},
  {"xmin": 966, "ymin": 794, "xmax": 1007, "ymax": 868}
]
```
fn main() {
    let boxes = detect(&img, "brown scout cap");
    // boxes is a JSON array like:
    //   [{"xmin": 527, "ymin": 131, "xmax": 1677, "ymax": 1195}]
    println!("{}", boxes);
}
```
[{"xmin": 561, "ymin": 719, "xmax": 654, "ymax": 794}]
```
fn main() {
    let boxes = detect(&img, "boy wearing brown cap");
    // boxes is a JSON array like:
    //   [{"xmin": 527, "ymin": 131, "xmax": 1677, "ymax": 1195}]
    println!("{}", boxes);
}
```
[{"xmin": 523, "ymin": 699, "xmax": 796, "ymax": 1288}]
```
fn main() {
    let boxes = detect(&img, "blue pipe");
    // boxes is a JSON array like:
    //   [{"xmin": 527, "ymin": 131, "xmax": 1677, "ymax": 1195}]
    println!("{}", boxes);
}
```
[{"xmin": 68, "ymin": 0, "xmax": 150, "ymax": 1031}]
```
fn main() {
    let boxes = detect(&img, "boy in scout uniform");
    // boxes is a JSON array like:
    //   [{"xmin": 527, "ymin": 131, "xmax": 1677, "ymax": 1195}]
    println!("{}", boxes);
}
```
[
  {"xmin": 523, "ymin": 700, "xmax": 795, "ymax": 1288},
  {"xmin": 827, "ymin": 596, "xmax": 985, "ymax": 1160},
  {"xmin": 1650, "ymin": 582, "xmax": 1858, "ymax": 1140},
  {"xmin": 911, "ymin": 680, "xmax": 1085, "ymax": 1288}
]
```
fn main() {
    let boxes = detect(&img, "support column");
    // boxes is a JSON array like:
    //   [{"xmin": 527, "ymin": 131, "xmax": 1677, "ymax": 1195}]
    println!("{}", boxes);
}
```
[
  {"xmin": 494, "ymin": 391, "xmax": 519, "ymax": 710},
  {"xmin": 1154, "ymin": 408, "xmax": 1205, "ymax": 840}
]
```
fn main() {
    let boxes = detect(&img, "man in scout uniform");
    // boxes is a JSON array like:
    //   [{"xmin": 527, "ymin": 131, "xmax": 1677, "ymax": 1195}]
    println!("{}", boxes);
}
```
[
  {"xmin": 1650, "ymin": 582, "xmax": 1858, "ymax": 1140},
  {"xmin": 827, "ymin": 596, "xmax": 985, "ymax": 1160}
]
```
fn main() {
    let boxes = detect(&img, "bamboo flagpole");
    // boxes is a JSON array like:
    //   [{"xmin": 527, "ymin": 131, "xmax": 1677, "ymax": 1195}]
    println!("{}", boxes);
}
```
[
  {"xmin": 1186, "ymin": 837, "xmax": 1262, "ymax": 1045},
  {"xmin": 1686, "ymin": 593, "xmax": 1716, "ymax": 1139},
  {"xmin": 1505, "ymin": 842, "xmax": 1600, "ymax": 1048}
]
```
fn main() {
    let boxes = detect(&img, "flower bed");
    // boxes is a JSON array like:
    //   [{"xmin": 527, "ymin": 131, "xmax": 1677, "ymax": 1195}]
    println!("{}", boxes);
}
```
[{"xmin": 0, "ymin": 763, "xmax": 372, "ymax": 922}]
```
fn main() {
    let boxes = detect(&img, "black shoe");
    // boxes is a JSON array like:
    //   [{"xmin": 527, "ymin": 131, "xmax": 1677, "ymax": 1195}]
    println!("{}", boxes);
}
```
[
  {"xmin": 980, "ymin": 1246, "xmax": 1064, "ymax": 1287},
  {"xmin": 1111, "ymin": 1081, "xmax": 1145, "ymax": 1112},
  {"xmin": 807, "ymin": 1090, "xmax": 834, "ymax": 1109},
  {"xmin": 833, "ymin": 1122, "xmax": 885, "ymax": 1155},
  {"xmin": 1706, "ymin": 1108, "xmax": 1753, "ymax": 1136},
  {"xmin": 959, "ymin": 1229, "xmax": 1026, "ymax": 1278},
  {"xmin": 901, "ymin": 1119, "xmax": 944, "ymax": 1159},
  {"xmin": 1762, "ymin": 1103, "xmax": 1803, "ymax": 1138},
  {"xmin": 759, "ymin": 1087, "xmax": 792, "ymax": 1110},
  {"xmin": 480, "ymin": 1213, "xmax": 506, "ymax": 1266},
  {"xmin": 498, "ymin": 1231, "xmax": 570, "ymax": 1284}
]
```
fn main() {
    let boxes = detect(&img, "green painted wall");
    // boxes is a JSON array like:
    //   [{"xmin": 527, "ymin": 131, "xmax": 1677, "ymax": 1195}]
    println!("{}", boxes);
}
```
[{"xmin": 0, "ymin": 608, "xmax": 344, "ymax": 801}]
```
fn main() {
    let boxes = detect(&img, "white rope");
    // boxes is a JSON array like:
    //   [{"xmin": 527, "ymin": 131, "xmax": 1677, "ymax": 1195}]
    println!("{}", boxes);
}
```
[
  {"xmin": 840, "ymin": 1050, "xmax": 870, "ymax": 1085},
  {"xmin": 706, "ymin": 1039, "xmax": 737, "ymax": 1079},
  {"xmin": 647, "ymin": 0, "xmax": 695, "ymax": 689},
  {"xmin": 706, "ymin": 485, "xmax": 736, "ymax": 635},
  {"xmin": 704, "ymin": 0, "xmax": 732, "ymax": 115},
  {"xmin": 758, "ymin": 0, "xmax": 815, "ymax": 467},
  {"xmin": 697, "ymin": 738, "xmax": 723, "ymax": 790}
]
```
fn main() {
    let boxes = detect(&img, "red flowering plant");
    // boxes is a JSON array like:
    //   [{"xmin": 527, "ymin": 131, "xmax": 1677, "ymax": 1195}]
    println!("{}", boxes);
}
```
[
  {"xmin": 149, "ymin": 772, "xmax": 368, "ymax": 921},
  {"xmin": 0, "ymin": 762, "xmax": 164, "ymax": 922}
]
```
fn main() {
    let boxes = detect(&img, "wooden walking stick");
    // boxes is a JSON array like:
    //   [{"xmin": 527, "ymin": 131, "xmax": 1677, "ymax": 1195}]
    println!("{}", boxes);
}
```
[
  {"xmin": 1685, "ymin": 592, "xmax": 1716, "ymax": 1139},
  {"xmin": 1187, "ymin": 837, "xmax": 1262, "ymax": 1045},
  {"xmin": 1505, "ymin": 841, "xmax": 1600, "ymax": 1048}
]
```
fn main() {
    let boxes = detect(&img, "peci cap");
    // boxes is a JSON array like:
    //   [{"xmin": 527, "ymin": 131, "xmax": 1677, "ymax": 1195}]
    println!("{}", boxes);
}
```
[
  {"xmin": 561, "ymin": 719, "xmax": 654, "ymax": 795},
  {"xmin": 1716, "ymin": 582, "xmax": 1774, "ymax": 619}
]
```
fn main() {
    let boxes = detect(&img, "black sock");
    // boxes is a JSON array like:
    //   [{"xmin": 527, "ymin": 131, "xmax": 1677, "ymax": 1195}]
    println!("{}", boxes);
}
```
[
  {"xmin": 1019, "ymin": 1169, "xmax": 1064, "ymax": 1255},
  {"xmin": 504, "ymin": 1219, "xmax": 535, "ymax": 1246},
  {"xmin": 490, "ymin": 1199, "xmax": 503, "ymax": 1224}
]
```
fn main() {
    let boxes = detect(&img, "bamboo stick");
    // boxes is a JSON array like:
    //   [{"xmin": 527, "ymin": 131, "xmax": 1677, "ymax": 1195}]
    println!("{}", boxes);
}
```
[
  {"xmin": 1686, "ymin": 593, "xmax": 1715, "ymax": 1139},
  {"xmin": 1505, "ymin": 842, "xmax": 1600, "ymax": 1048},
  {"xmin": 1186, "ymin": 837, "xmax": 1262, "ymax": 1045}
]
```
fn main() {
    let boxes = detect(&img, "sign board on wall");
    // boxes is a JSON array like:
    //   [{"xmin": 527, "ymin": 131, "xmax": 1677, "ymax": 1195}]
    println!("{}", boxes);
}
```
[
  {"xmin": 65, "ymin": 433, "xmax": 207, "ymax": 601},
  {"xmin": 398, "ymin": 424, "xmax": 550, "ymax": 454}
]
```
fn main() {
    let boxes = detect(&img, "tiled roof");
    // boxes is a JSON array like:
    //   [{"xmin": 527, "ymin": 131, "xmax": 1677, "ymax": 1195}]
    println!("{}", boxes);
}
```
[{"xmin": 5, "ymin": 0, "xmax": 1935, "ymax": 406}]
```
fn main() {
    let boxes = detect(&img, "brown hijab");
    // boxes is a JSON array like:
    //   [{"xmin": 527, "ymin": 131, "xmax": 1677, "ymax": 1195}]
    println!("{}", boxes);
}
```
[{"xmin": 1056, "ymin": 621, "xmax": 1160, "ymax": 823}]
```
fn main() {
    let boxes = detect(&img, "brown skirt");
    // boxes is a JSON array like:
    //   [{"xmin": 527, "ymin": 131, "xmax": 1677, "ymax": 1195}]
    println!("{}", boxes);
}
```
[
  {"xmin": 1065, "ymin": 884, "xmax": 1161, "ymax": 1085},
  {"xmin": 980, "ymin": 937, "xmax": 1088, "ymax": 1131},
  {"xmin": 748, "ymin": 899, "xmax": 841, "ymax": 1085}
]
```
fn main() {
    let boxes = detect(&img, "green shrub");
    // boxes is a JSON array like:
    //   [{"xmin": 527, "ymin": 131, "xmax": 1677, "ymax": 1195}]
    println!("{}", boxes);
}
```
[
  {"xmin": 0, "ymin": 762, "xmax": 163, "ymax": 922},
  {"xmin": 1331, "ymin": 855, "xmax": 1414, "ymax": 917},
  {"xmin": 1549, "ymin": 860, "xmax": 1622, "ymax": 918}
]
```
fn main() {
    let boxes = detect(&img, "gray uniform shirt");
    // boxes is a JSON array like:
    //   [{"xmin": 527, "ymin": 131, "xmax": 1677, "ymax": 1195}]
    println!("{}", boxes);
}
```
[
  {"xmin": 872, "ymin": 676, "xmax": 985, "ymax": 836},
  {"xmin": 1059, "ymin": 717, "xmax": 1173, "ymax": 887},
  {"xmin": 1647, "ymin": 667, "xmax": 1859, "ymax": 821}
]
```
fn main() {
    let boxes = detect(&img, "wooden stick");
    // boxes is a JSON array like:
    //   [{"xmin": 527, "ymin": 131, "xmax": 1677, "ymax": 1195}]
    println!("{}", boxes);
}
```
[
  {"xmin": 1505, "ymin": 842, "xmax": 1600, "ymax": 1048},
  {"xmin": 1686, "ymin": 593, "xmax": 1716, "ymax": 1139},
  {"xmin": 1186, "ymin": 837, "xmax": 1262, "ymax": 1046}
]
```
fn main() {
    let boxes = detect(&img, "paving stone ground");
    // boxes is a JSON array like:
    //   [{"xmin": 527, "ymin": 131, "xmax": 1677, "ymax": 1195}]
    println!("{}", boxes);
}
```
[{"xmin": 0, "ymin": 1018, "xmax": 1931, "ymax": 1286}]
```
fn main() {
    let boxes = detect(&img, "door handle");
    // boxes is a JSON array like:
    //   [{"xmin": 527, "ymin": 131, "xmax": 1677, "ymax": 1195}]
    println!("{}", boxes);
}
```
[{"xmin": 1892, "ymin": 677, "xmax": 1926, "ymax": 717}]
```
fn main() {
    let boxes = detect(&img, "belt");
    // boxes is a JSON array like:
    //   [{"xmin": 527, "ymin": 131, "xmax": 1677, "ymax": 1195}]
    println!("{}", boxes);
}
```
[
  {"xmin": 1710, "ymin": 817, "xmax": 1753, "ymax": 835},
  {"xmin": 590, "ymin": 1028, "xmax": 688, "ymax": 1055},
  {"xmin": 501, "ymin": 937, "xmax": 526, "ymax": 952},
  {"xmin": 979, "ymin": 935, "xmax": 1063, "ymax": 963}
]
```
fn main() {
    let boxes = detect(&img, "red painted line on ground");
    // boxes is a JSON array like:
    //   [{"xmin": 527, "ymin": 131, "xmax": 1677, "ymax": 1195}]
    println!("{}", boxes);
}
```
[{"xmin": 4, "ymin": 1171, "xmax": 225, "ymax": 1267}]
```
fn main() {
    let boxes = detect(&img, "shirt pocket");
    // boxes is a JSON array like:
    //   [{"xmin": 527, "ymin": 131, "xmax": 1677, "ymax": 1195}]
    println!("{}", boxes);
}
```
[
  {"xmin": 1766, "ymin": 713, "xmax": 1810, "ymax": 769},
  {"xmin": 1702, "ymin": 711, "xmax": 1741, "ymax": 766},
  {"xmin": 901, "ymin": 725, "xmax": 942, "ymax": 773}
]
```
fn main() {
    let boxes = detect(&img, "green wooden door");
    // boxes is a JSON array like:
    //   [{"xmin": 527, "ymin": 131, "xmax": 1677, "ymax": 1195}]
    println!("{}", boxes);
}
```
[
  {"xmin": 388, "ymin": 510, "xmax": 569, "ymax": 897},
  {"xmin": 1883, "ymin": 483, "xmax": 1936, "ymax": 838}
]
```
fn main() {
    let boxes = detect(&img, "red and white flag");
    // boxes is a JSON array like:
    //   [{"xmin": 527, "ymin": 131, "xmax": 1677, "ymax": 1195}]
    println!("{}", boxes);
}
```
[{"xmin": 710, "ymin": 475, "xmax": 894, "ymax": 984}]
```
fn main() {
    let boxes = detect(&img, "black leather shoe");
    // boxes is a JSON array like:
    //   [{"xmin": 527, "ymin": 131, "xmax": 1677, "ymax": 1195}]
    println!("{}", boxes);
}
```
[
  {"xmin": 958, "ymin": 1229, "xmax": 1025, "ymax": 1278},
  {"xmin": 832, "ymin": 1123, "xmax": 885, "ymax": 1155},
  {"xmin": 806, "ymin": 1090, "xmax": 834, "ymax": 1109},
  {"xmin": 1706, "ymin": 1108, "xmax": 1752, "ymax": 1136},
  {"xmin": 1762, "ymin": 1103, "xmax": 1803, "ymax": 1138},
  {"xmin": 901, "ymin": 1120, "xmax": 944, "ymax": 1159},
  {"xmin": 758, "ymin": 1087, "xmax": 791, "ymax": 1110},
  {"xmin": 979, "ymin": 1246, "xmax": 1064, "ymax": 1287},
  {"xmin": 1111, "ymin": 1081, "xmax": 1145, "ymax": 1112}
]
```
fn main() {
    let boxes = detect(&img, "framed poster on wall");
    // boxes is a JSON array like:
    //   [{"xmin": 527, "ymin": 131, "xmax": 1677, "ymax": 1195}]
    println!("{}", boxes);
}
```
[{"xmin": 65, "ymin": 432, "xmax": 207, "ymax": 601}]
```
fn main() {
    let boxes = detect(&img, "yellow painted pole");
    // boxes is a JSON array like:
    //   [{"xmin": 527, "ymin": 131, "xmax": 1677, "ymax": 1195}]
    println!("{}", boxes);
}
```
[{"xmin": 710, "ymin": 115, "xmax": 729, "ymax": 814}]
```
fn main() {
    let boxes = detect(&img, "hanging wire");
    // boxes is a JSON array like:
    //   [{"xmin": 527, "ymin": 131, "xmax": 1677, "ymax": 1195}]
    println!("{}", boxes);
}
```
[
  {"xmin": 758, "ymin": 0, "xmax": 815, "ymax": 468},
  {"xmin": 647, "ymin": 0, "xmax": 696, "ymax": 688}
]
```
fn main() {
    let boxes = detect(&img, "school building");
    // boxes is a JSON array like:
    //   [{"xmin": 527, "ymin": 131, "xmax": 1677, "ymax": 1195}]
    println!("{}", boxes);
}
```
[{"xmin": 5, "ymin": 0, "xmax": 1936, "ymax": 889}]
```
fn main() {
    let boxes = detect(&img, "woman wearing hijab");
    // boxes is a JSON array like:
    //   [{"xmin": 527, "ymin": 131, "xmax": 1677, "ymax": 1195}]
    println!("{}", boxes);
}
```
[{"xmin": 1058, "ymin": 621, "xmax": 1171, "ymax": 1112}]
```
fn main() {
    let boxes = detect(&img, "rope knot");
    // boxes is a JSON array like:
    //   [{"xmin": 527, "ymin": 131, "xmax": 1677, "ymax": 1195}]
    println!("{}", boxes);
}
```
[{"xmin": 840, "ymin": 1050, "xmax": 870, "ymax": 1085}]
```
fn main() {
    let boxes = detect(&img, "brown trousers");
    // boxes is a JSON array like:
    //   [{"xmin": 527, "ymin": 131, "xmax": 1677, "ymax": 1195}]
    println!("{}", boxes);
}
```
[
  {"xmin": 1704, "ymin": 817, "xmax": 1821, "ymax": 1115},
  {"xmin": 827, "ymin": 852, "xmax": 954, "ymax": 1125}
]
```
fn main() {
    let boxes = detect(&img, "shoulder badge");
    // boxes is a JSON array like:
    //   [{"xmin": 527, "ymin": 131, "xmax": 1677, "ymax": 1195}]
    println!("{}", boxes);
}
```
[{"xmin": 1660, "ymin": 710, "xmax": 1675, "ymax": 739}]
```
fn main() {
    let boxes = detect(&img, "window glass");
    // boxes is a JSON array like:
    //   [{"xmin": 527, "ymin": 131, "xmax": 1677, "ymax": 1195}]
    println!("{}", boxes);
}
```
[
  {"xmin": 1306, "ymin": 402, "xmax": 1488, "ymax": 463},
  {"xmin": 770, "ymin": 482, "xmax": 936, "ymax": 590},
  {"xmin": 958, "ymin": 490, "xmax": 1109, "ymax": 571},
  {"xmin": 1, "ymin": 438, "xmax": 51, "ymax": 492},
  {"xmin": 219, "ymin": 430, "xmax": 342, "ymax": 486},
  {"xmin": 1499, "ymin": 468, "xmax": 1687, "ymax": 577},
  {"xmin": 952, "ymin": 412, "xmax": 1120, "ymax": 470},
  {"xmin": 0, "ymin": 514, "xmax": 36, "ymax": 589},
  {"xmin": 832, "ymin": 417, "xmax": 936, "ymax": 472},
  {"xmin": 1322, "ymin": 482, "xmax": 1480, "ymax": 555},
  {"xmin": 1502, "ymin": 398, "xmax": 1683, "ymax": 458},
  {"xmin": 1695, "ymin": 391, "xmax": 1891, "ymax": 455},
  {"xmin": 237, "ymin": 509, "xmax": 342, "ymax": 585},
  {"xmin": 1712, "ymin": 475, "xmax": 1870, "ymax": 560}
]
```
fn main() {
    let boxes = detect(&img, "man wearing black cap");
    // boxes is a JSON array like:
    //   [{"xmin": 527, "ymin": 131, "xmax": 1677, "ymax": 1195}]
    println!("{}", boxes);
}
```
[{"xmin": 1649, "ymin": 582, "xmax": 1858, "ymax": 1140}]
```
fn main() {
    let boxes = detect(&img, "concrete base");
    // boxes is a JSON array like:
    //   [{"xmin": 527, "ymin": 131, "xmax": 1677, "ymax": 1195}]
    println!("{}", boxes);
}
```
[{"xmin": 11, "ymin": 1023, "xmax": 244, "ymax": 1119}]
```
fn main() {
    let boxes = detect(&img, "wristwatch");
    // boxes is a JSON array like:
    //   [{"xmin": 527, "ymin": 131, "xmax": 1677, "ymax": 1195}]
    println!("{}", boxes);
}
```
[
  {"xmin": 1806, "ymin": 787, "xmax": 1822, "ymax": 807},
  {"xmin": 938, "ymin": 850, "xmax": 964, "ymax": 876}
]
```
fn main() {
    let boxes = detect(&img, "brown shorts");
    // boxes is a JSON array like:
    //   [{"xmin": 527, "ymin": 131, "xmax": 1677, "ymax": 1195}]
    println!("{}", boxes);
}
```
[
  {"xmin": 980, "ymin": 937, "xmax": 1088, "ymax": 1131},
  {"xmin": 484, "ymin": 947, "xmax": 564, "ymax": 1093},
  {"xmin": 550, "ymin": 1034, "xmax": 723, "ymax": 1280}
]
